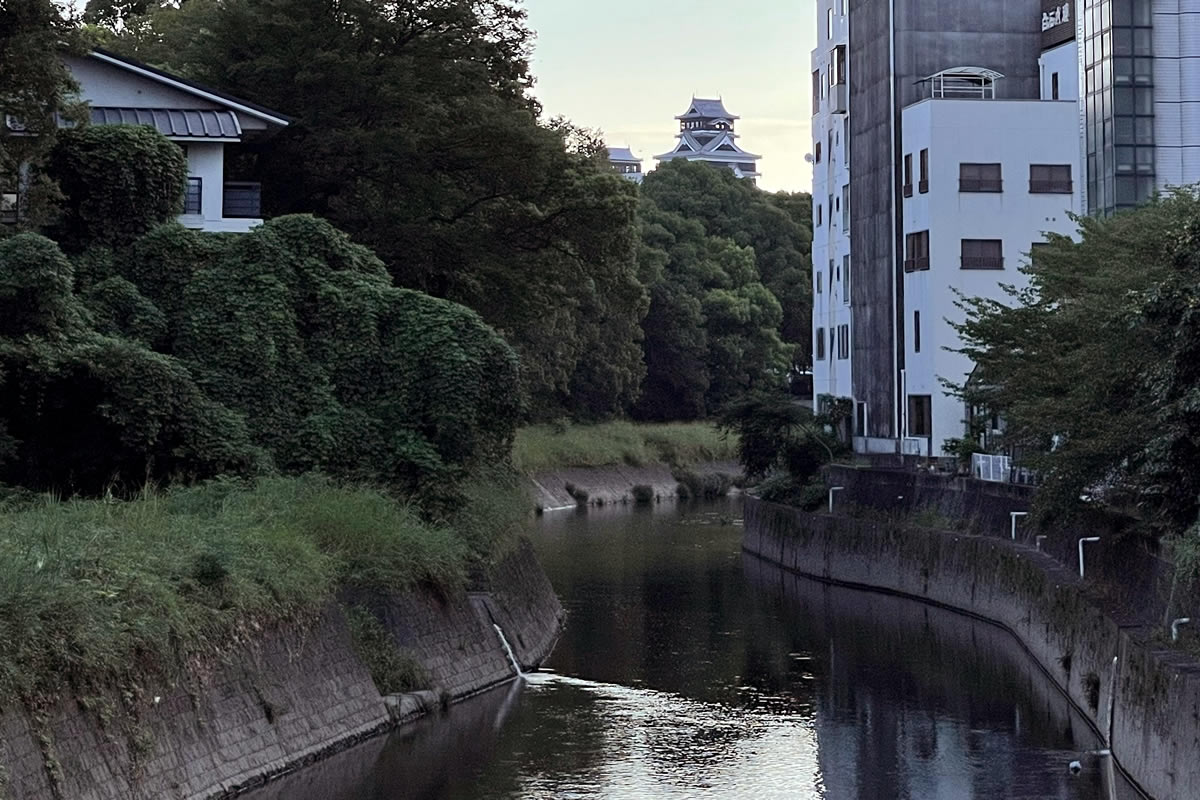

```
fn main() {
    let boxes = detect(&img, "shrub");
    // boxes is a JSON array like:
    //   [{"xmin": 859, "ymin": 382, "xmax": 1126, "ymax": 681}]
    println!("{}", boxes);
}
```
[
  {"xmin": 47, "ymin": 125, "xmax": 187, "ymax": 251},
  {"xmin": 674, "ymin": 468, "xmax": 733, "ymax": 500},
  {"xmin": 345, "ymin": 606, "xmax": 430, "ymax": 695}
]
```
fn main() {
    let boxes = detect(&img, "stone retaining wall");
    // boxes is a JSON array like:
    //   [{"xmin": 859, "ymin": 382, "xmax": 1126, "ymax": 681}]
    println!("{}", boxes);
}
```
[
  {"xmin": 743, "ymin": 497, "xmax": 1200, "ymax": 800},
  {"xmin": 0, "ymin": 539, "xmax": 562, "ymax": 800},
  {"xmin": 530, "ymin": 461, "xmax": 741, "ymax": 511}
]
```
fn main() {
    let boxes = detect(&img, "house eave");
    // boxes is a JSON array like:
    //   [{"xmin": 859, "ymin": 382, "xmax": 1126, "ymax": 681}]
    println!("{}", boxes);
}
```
[{"xmin": 88, "ymin": 50, "xmax": 291, "ymax": 128}]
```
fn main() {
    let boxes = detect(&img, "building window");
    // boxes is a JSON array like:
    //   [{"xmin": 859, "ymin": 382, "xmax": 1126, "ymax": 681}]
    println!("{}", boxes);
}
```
[
  {"xmin": 959, "ymin": 163, "xmax": 1003, "ymax": 192},
  {"xmin": 183, "ymin": 177, "xmax": 203, "ymax": 215},
  {"xmin": 961, "ymin": 238, "xmax": 1004, "ymax": 270},
  {"xmin": 815, "ymin": 141, "xmax": 822, "ymax": 163},
  {"xmin": 1029, "ymin": 164, "xmax": 1073, "ymax": 193},
  {"xmin": 841, "ymin": 184, "xmax": 849, "ymax": 230},
  {"xmin": 903, "ymin": 153, "xmax": 913, "ymax": 197},
  {"xmin": 837, "ymin": 324, "xmax": 850, "ymax": 359},
  {"xmin": 904, "ymin": 230, "xmax": 930, "ymax": 272},
  {"xmin": 828, "ymin": 194, "xmax": 833, "ymax": 227},
  {"xmin": 816, "ymin": 327, "xmax": 826, "ymax": 360},
  {"xmin": 1051, "ymin": 72, "xmax": 1060, "ymax": 100},
  {"xmin": 812, "ymin": 71, "xmax": 821, "ymax": 114},
  {"xmin": 832, "ymin": 45, "xmax": 847, "ymax": 86},
  {"xmin": 1030, "ymin": 241, "xmax": 1050, "ymax": 269},
  {"xmin": 908, "ymin": 395, "xmax": 933, "ymax": 437},
  {"xmin": 0, "ymin": 195, "xmax": 17, "ymax": 224},
  {"xmin": 827, "ymin": 7, "xmax": 834, "ymax": 39},
  {"xmin": 919, "ymin": 149, "xmax": 929, "ymax": 193},
  {"xmin": 913, "ymin": 310, "xmax": 921, "ymax": 354},
  {"xmin": 816, "ymin": 270, "xmax": 823, "ymax": 294},
  {"xmin": 843, "ymin": 254, "xmax": 851, "ymax": 305},
  {"xmin": 817, "ymin": 204, "xmax": 823, "ymax": 226}
]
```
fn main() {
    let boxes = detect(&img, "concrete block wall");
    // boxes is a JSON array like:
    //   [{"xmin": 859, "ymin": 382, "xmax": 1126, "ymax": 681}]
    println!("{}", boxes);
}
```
[
  {"xmin": 0, "ymin": 539, "xmax": 563, "ymax": 800},
  {"xmin": 743, "ymin": 497, "xmax": 1200, "ymax": 800},
  {"xmin": 0, "ymin": 606, "xmax": 389, "ymax": 800}
]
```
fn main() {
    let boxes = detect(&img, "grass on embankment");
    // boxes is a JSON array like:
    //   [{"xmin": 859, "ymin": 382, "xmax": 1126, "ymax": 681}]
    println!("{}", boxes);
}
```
[
  {"xmin": 0, "ymin": 473, "xmax": 528, "ymax": 701},
  {"xmin": 512, "ymin": 421, "xmax": 738, "ymax": 473}
]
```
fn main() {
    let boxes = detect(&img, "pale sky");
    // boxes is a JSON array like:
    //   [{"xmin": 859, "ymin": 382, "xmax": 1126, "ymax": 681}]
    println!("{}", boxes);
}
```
[{"xmin": 524, "ymin": 0, "xmax": 817, "ymax": 193}]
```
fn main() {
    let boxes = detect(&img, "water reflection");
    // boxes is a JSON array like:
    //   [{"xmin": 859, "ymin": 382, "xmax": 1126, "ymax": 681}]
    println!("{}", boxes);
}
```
[{"xmin": 246, "ymin": 499, "xmax": 1139, "ymax": 800}]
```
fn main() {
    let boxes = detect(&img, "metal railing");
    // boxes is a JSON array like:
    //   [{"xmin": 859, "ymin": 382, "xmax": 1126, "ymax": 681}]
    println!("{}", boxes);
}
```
[
  {"xmin": 1029, "ymin": 179, "xmax": 1073, "ymax": 194},
  {"xmin": 961, "ymin": 256, "xmax": 1004, "ymax": 270},
  {"xmin": 959, "ymin": 178, "xmax": 1003, "ymax": 193},
  {"xmin": 972, "ymin": 453, "xmax": 1011, "ymax": 482},
  {"xmin": 223, "ymin": 181, "xmax": 262, "ymax": 219}
]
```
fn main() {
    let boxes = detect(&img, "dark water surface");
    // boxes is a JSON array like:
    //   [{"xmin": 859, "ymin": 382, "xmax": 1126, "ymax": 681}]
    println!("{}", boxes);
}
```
[{"xmin": 248, "ymin": 499, "xmax": 1142, "ymax": 800}]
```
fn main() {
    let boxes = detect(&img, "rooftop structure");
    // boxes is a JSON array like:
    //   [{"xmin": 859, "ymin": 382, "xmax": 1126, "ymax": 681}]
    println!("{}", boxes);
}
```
[{"xmin": 655, "ymin": 97, "xmax": 761, "ymax": 182}]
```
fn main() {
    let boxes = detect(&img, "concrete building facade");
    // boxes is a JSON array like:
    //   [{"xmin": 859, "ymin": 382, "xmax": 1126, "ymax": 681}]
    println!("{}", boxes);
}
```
[{"xmin": 812, "ymin": 0, "xmax": 1090, "ymax": 458}]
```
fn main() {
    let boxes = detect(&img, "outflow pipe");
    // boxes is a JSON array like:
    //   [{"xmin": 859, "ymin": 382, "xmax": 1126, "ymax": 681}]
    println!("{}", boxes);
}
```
[
  {"xmin": 828, "ymin": 486, "xmax": 844, "ymax": 514},
  {"xmin": 1078, "ymin": 537, "xmax": 1101, "ymax": 579},
  {"xmin": 1010, "ymin": 511, "xmax": 1028, "ymax": 541}
]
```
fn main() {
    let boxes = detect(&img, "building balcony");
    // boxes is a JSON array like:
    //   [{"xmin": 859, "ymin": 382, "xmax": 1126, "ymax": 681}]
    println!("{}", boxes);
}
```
[
  {"xmin": 903, "ymin": 257, "xmax": 930, "ymax": 273},
  {"xmin": 831, "ymin": 82, "xmax": 848, "ymax": 114}
]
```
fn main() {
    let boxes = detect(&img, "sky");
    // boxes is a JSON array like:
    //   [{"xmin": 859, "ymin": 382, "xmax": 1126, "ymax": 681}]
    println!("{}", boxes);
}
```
[{"xmin": 523, "ymin": 0, "xmax": 817, "ymax": 193}]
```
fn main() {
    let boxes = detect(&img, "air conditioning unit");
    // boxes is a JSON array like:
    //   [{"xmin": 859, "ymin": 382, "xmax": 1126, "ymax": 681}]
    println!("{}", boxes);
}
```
[{"xmin": 4, "ymin": 115, "xmax": 28, "ymax": 132}]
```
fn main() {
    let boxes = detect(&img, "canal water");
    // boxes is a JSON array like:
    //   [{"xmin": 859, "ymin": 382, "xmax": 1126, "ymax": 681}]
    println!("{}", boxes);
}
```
[{"xmin": 248, "ymin": 498, "xmax": 1142, "ymax": 800}]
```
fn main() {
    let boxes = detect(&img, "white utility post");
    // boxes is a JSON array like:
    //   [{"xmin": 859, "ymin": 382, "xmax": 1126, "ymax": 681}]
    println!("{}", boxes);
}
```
[
  {"xmin": 1078, "ymin": 537, "xmax": 1101, "ymax": 578},
  {"xmin": 1035, "ymin": 535, "xmax": 1047, "ymax": 551},
  {"xmin": 1010, "ymin": 511, "xmax": 1028, "ymax": 541},
  {"xmin": 1172, "ymin": 618, "xmax": 1192, "ymax": 642},
  {"xmin": 828, "ymin": 486, "xmax": 844, "ymax": 513}
]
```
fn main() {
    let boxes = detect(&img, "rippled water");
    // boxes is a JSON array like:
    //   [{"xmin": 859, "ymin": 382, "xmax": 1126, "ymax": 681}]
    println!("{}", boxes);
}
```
[{"xmin": 248, "ymin": 499, "xmax": 1144, "ymax": 800}]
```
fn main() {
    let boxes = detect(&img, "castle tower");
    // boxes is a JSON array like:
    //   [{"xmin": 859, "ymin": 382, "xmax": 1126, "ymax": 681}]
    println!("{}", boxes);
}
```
[{"xmin": 654, "ymin": 97, "xmax": 761, "ymax": 182}]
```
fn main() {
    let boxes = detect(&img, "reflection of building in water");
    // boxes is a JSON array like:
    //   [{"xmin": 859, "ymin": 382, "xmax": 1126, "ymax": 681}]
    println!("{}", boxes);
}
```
[{"xmin": 740, "ymin": 554, "xmax": 1111, "ymax": 799}]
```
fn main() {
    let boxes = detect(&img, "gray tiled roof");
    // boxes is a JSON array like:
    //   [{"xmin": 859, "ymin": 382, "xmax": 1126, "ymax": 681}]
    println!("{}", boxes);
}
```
[
  {"xmin": 677, "ymin": 97, "xmax": 738, "ymax": 120},
  {"xmin": 607, "ymin": 146, "xmax": 640, "ymax": 162},
  {"xmin": 89, "ymin": 107, "xmax": 242, "ymax": 138}
]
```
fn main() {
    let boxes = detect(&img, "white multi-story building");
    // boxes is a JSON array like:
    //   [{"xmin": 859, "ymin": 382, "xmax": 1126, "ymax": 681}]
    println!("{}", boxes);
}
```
[
  {"xmin": 809, "ymin": 0, "xmax": 1097, "ymax": 459},
  {"xmin": 810, "ymin": 0, "xmax": 852, "ymax": 409},
  {"xmin": 898, "ymin": 70, "xmax": 1081, "ymax": 457}
]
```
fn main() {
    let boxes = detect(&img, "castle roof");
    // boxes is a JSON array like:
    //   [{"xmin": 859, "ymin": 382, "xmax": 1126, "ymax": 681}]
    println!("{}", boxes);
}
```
[
  {"xmin": 606, "ymin": 146, "xmax": 641, "ymax": 163},
  {"xmin": 676, "ymin": 97, "xmax": 739, "ymax": 121},
  {"xmin": 654, "ymin": 131, "xmax": 760, "ymax": 162}
]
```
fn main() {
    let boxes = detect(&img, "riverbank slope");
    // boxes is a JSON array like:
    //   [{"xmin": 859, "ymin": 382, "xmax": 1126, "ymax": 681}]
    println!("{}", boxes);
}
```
[
  {"xmin": 742, "ymin": 496, "xmax": 1199, "ymax": 800},
  {"xmin": 514, "ymin": 422, "xmax": 740, "ymax": 510},
  {"xmin": 0, "ymin": 479, "xmax": 563, "ymax": 800}
]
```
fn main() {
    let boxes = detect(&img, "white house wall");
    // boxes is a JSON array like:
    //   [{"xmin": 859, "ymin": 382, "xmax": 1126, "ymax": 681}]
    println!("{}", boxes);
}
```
[
  {"xmin": 811, "ymin": 0, "xmax": 853, "ymax": 405},
  {"xmin": 182, "ymin": 142, "xmax": 226, "ymax": 227},
  {"xmin": 900, "ymin": 98, "xmax": 1081, "ymax": 455},
  {"xmin": 65, "ymin": 56, "xmax": 224, "ymax": 111}
]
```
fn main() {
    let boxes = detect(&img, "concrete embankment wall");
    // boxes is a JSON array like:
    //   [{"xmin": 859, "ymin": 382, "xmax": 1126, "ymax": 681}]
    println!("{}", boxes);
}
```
[
  {"xmin": 530, "ymin": 461, "xmax": 741, "ymax": 511},
  {"xmin": 0, "ymin": 539, "xmax": 562, "ymax": 800},
  {"xmin": 743, "ymin": 497, "xmax": 1200, "ymax": 800}
]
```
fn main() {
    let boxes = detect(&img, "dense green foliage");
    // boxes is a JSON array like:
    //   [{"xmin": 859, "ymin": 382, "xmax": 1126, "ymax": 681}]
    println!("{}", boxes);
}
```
[
  {"xmin": 48, "ymin": 124, "xmax": 188, "ymax": 251},
  {"xmin": 634, "ymin": 161, "xmax": 808, "ymax": 420},
  {"xmin": 97, "ymin": 0, "xmax": 648, "ymax": 419},
  {"xmin": 93, "ymin": 2, "xmax": 811, "ymax": 423},
  {"xmin": 954, "ymin": 189, "xmax": 1200, "ymax": 532},
  {"xmin": 512, "ymin": 421, "xmax": 737, "ymax": 473},
  {"xmin": 0, "ymin": 0, "xmax": 86, "ymax": 230},
  {"xmin": 0, "ymin": 475, "xmax": 524, "ymax": 700},
  {"xmin": 0, "ymin": 232, "xmax": 255, "ymax": 493},
  {"xmin": 719, "ymin": 388, "xmax": 839, "ymax": 482},
  {"xmin": 1, "ymin": 211, "xmax": 522, "ymax": 503}
]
